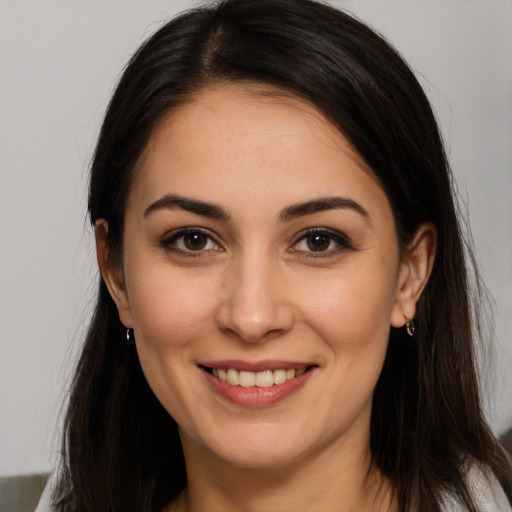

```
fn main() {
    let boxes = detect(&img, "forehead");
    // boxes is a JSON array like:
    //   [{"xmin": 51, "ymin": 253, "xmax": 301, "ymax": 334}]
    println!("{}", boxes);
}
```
[
  {"xmin": 130, "ymin": 84, "xmax": 391, "ymax": 222},
  {"xmin": 145, "ymin": 84, "xmax": 373, "ymax": 169}
]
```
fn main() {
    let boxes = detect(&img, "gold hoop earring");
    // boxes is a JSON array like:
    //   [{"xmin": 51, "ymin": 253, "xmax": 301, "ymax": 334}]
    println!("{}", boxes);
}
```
[{"xmin": 405, "ymin": 317, "xmax": 415, "ymax": 337}]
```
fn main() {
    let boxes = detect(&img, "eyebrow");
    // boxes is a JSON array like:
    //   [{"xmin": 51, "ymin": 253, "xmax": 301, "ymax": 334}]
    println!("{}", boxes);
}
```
[
  {"xmin": 144, "ymin": 194, "xmax": 368, "ymax": 223},
  {"xmin": 144, "ymin": 194, "xmax": 231, "ymax": 221},
  {"xmin": 280, "ymin": 197, "xmax": 369, "ymax": 222}
]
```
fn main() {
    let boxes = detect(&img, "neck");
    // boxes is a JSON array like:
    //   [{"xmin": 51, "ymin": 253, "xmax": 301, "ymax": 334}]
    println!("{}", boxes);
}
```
[{"xmin": 166, "ymin": 431, "xmax": 396, "ymax": 512}]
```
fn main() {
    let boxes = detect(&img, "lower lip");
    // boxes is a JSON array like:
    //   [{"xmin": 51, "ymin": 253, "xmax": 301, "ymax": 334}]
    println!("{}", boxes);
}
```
[{"xmin": 201, "ymin": 367, "xmax": 315, "ymax": 407}]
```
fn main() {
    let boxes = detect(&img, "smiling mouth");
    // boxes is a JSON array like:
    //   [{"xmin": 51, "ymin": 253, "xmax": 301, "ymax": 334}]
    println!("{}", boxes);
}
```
[{"xmin": 202, "ymin": 366, "xmax": 313, "ymax": 388}]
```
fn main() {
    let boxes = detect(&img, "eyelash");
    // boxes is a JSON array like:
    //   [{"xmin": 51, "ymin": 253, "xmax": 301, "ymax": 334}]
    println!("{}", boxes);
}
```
[
  {"xmin": 159, "ymin": 227, "xmax": 355, "ymax": 259},
  {"xmin": 289, "ymin": 228, "xmax": 355, "ymax": 259},
  {"xmin": 160, "ymin": 227, "xmax": 222, "ymax": 258}
]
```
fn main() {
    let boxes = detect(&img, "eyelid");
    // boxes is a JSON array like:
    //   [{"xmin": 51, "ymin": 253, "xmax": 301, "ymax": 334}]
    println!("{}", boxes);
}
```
[
  {"xmin": 288, "ymin": 227, "xmax": 356, "ymax": 256},
  {"xmin": 158, "ymin": 226, "xmax": 355, "ymax": 259},
  {"xmin": 159, "ymin": 227, "xmax": 223, "ymax": 255}
]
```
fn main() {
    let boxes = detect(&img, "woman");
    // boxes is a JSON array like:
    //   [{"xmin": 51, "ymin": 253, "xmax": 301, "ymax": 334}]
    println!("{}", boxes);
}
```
[{"xmin": 46, "ymin": 0, "xmax": 511, "ymax": 510}]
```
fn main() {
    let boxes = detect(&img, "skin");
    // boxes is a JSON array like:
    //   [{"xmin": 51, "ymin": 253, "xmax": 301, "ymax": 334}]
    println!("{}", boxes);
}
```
[{"xmin": 97, "ymin": 84, "xmax": 436, "ymax": 512}]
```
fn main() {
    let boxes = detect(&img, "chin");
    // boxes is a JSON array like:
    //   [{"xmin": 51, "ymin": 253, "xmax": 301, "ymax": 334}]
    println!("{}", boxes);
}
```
[
  {"xmin": 215, "ymin": 442, "xmax": 308, "ymax": 471},
  {"xmin": 189, "ymin": 420, "xmax": 335, "ymax": 472}
]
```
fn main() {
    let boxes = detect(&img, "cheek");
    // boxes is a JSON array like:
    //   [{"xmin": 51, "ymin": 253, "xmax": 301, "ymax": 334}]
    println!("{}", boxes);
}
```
[
  {"xmin": 295, "ymin": 261, "xmax": 397, "ymax": 356},
  {"xmin": 126, "ymin": 260, "xmax": 219, "ymax": 351},
  {"xmin": 125, "ymin": 262, "xmax": 220, "ymax": 417}
]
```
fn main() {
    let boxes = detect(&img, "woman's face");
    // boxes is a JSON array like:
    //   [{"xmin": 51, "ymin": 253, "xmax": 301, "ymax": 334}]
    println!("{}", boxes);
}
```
[{"xmin": 103, "ymin": 84, "xmax": 416, "ymax": 470}]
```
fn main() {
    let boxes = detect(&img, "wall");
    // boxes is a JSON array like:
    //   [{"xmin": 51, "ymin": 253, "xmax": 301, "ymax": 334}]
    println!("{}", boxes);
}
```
[{"xmin": 1, "ymin": 0, "xmax": 510, "ymax": 476}]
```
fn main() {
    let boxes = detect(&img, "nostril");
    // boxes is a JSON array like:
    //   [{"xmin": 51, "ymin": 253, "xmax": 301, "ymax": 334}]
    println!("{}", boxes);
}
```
[{"xmin": 215, "ymin": 293, "xmax": 294, "ymax": 344}]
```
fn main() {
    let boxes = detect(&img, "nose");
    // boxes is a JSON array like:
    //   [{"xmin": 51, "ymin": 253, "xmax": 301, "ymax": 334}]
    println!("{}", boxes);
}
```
[{"xmin": 215, "ymin": 252, "xmax": 294, "ymax": 343}]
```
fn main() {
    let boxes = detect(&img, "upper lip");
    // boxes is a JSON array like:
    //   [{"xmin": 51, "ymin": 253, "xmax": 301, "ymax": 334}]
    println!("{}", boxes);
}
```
[{"xmin": 199, "ymin": 360, "xmax": 316, "ymax": 372}]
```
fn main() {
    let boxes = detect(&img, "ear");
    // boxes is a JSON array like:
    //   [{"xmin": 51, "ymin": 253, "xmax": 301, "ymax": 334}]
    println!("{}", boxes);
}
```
[
  {"xmin": 95, "ymin": 219, "xmax": 134, "ymax": 328},
  {"xmin": 390, "ymin": 223, "xmax": 437, "ymax": 328}
]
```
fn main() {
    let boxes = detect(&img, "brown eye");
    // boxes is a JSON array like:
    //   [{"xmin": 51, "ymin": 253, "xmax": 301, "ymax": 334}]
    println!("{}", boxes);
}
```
[
  {"xmin": 290, "ymin": 228, "xmax": 354, "ymax": 258},
  {"xmin": 162, "ymin": 228, "xmax": 220, "ymax": 254},
  {"xmin": 306, "ymin": 233, "xmax": 332, "ymax": 252},
  {"xmin": 183, "ymin": 232, "xmax": 209, "ymax": 251}
]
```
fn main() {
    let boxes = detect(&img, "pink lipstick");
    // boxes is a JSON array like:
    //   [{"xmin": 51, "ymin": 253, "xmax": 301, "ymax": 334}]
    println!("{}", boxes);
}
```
[{"xmin": 199, "ymin": 361, "xmax": 316, "ymax": 407}]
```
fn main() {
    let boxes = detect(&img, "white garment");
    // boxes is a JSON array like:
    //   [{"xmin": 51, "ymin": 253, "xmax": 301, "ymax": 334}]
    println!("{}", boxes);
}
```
[
  {"xmin": 440, "ymin": 464, "xmax": 511, "ymax": 512},
  {"xmin": 34, "ymin": 471, "xmax": 53, "ymax": 512}
]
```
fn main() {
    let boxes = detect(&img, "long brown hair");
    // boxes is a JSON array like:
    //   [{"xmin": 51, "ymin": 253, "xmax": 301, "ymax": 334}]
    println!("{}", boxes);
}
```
[{"xmin": 54, "ymin": 1, "xmax": 511, "ymax": 510}]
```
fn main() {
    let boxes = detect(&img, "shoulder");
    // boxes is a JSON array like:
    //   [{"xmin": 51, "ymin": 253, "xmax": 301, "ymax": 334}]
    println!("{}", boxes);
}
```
[{"xmin": 440, "ymin": 464, "xmax": 512, "ymax": 512}]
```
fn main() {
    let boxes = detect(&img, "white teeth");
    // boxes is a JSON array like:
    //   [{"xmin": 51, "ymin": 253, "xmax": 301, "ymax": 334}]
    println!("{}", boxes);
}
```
[
  {"xmin": 227, "ymin": 368, "xmax": 240, "ymax": 386},
  {"xmin": 239, "ymin": 371, "xmax": 256, "ymax": 387},
  {"xmin": 273, "ymin": 369, "xmax": 287, "ymax": 385},
  {"xmin": 211, "ymin": 367, "xmax": 308, "ymax": 387},
  {"xmin": 255, "ymin": 370, "xmax": 274, "ymax": 388}
]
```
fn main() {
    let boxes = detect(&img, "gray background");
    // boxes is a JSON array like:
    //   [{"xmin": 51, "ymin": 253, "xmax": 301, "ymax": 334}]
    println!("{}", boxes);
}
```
[{"xmin": 1, "ymin": 0, "xmax": 511, "ymax": 476}]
